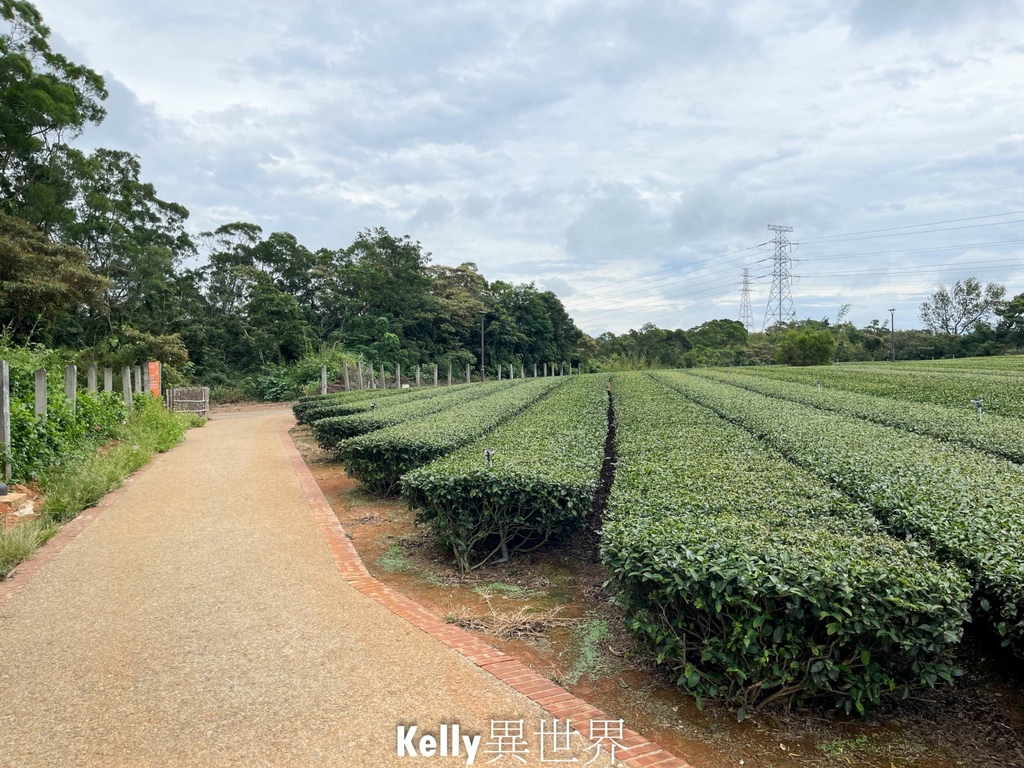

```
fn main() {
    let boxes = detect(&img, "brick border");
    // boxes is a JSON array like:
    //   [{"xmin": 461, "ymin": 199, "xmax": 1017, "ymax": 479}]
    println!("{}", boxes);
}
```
[
  {"xmin": 280, "ymin": 423, "xmax": 693, "ymax": 768},
  {"xmin": 0, "ymin": 455, "xmax": 164, "ymax": 607}
]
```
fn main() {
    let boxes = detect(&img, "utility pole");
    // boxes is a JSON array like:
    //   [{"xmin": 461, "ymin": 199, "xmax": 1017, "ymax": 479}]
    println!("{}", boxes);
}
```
[
  {"xmin": 888, "ymin": 308, "xmax": 895, "ymax": 363},
  {"xmin": 739, "ymin": 268, "xmax": 753, "ymax": 331},
  {"xmin": 762, "ymin": 225, "xmax": 795, "ymax": 332}
]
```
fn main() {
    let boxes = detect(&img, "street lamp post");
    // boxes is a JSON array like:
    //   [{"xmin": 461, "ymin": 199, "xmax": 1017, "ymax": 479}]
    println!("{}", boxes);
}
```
[{"xmin": 888, "ymin": 308, "xmax": 895, "ymax": 363}]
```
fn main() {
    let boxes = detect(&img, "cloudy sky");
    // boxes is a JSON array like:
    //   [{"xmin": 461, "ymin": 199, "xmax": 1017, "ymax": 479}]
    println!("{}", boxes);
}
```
[{"xmin": 39, "ymin": 0, "xmax": 1024, "ymax": 334}]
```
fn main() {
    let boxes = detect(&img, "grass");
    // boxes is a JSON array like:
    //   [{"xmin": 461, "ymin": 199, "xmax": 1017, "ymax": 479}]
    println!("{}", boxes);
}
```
[
  {"xmin": 473, "ymin": 581, "xmax": 529, "ymax": 598},
  {"xmin": 378, "ymin": 542, "xmax": 410, "ymax": 572},
  {"xmin": 0, "ymin": 398, "xmax": 202, "ymax": 578},
  {"xmin": 816, "ymin": 735, "xmax": 870, "ymax": 758},
  {"xmin": 563, "ymin": 616, "xmax": 611, "ymax": 685}
]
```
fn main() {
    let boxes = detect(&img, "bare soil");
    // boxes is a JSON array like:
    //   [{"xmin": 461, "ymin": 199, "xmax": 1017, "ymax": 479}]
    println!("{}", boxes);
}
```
[{"xmin": 292, "ymin": 424, "xmax": 1024, "ymax": 768}]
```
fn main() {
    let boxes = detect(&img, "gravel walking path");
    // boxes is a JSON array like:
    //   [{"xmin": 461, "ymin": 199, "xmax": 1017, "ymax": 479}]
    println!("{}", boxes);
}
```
[{"xmin": 0, "ymin": 409, "xmax": 610, "ymax": 767}]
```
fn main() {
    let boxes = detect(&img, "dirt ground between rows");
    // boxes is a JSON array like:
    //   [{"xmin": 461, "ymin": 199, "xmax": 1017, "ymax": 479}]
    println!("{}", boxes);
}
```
[{"xmin": 291, "ymin": 424, "xmax": 1024, "ymax": 768}]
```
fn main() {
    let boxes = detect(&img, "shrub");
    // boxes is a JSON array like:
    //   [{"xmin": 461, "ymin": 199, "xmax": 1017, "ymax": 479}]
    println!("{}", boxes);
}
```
[
  {"xmin": 338, "ymin": 378, "xmax": 563, "ymax": 495},
  {"xmin": 655, "ymin": 371, "xmax": 1024, "ymax": 654},
  {"xmin": 403, "ymin": 375, "xmax": 608, "ymax": 571},
  {"xmin": 602, "ymin": 373, "xmax": 969, "ymax": 715},
  {"xmin": 312, "ymin": 382, "xmax": 502, "ymax": 451},
  {"xmin": 698, "ymin": 368, "xmax": 1024, "ymax": 464}
]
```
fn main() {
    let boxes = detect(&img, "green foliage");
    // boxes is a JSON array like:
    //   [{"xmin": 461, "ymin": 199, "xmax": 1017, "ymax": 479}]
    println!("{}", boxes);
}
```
[
  {"xmin": 339, "ymin": 378, "xmax": 563, "ymax": 495},
  {"xmin": 655, "ymin": 371, "xmax": 1024, "ymax": 653},
  {"xmin": 745, "ymin": 364, "xmax": 1024, "ymax": 418},
  {"xmin": 563, "ymin": 617, "xmax": 612, "ymax": 685},
  {"xmin": 920, "ymin": 277, "xmax": 1006, "ymax": 336},
  {"xmin": 0, "ymin": 516, "xmax": 56, "ymax": 578},
  {"xmin": 0, "ymin": 0, "xmax": 107, "ymax": 207},
  {"xmin": 39, "ymin": 394, "xmax": 196, "ymax": 523},
  {"xmin": 699, "ymin": 368, "xmax": 1024, "ymax": 463},
  {"xmin": 602, "ymin": 373, "xmax": 969, "ymax": 714},
  {"xmin": 0, "ymin": 210, "xmax": 108, "ymax": 336},
  {"xmin": 775, "ymin": 328, "xmax": 836, "ymax": 366},
  {"xmin": 292, "ymin": 386, "xmax": 409, "ymax": 424},
  {"xmin": 0, "ymin": 346, "xmax": 127, "ymax": 482},
  {"xmin": 403, "ymin": 375, "xmax": 608, "ymax": 571},
  {"xmin": 1, "ymin": 394, "xmax": 197, "ymax": 578},
  {"xmin": 312, "ymin": 382, "xmax": 494, "ymax": 450}
]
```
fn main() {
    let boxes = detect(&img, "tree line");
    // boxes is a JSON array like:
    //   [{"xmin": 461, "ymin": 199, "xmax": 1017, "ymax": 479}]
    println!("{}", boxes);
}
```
[
  {"xmin": 592, "ymin": 277, "xmax": 1024, "ymax": 368},
  {"xmin": 0, "ymin": 1, "xmax": 585, "ymax": 397}
]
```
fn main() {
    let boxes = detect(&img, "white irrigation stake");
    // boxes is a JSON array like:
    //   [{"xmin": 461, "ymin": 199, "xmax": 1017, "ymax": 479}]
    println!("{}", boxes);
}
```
[{"xmin": 972, "ymin": 397, "xmax": 984, "ymax": 423}]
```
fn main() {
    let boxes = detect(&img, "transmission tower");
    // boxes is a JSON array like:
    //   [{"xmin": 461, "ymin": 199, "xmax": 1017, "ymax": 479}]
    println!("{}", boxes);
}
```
[
  {"xmin": 762, "ymin": 225, "xmax": 795, "ymax": 331},
  {"xmin": 739, "ymin": 268, "xmax": 753, "ymax": 330}
]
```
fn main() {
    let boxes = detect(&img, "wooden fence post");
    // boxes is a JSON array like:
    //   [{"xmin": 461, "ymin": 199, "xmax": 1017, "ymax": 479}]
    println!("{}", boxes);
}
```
[
  {"xmin": 122, "ymin": 367, "xmax": 134, "ymax": 412},
  {"xmin": 104, "ymin": 367, "xmax": 112, "ymax": 392},
  {"xmin": 34, "ymin": 368, "xmax": 46, "ymax": 420},
  {"xmin": 65, "ymin": 365, "xmax": 77, "ymax": 412},
  {"xmin": 1, "ymin": 361, "xmax": 10, "ymax": 480},
  {"xmin": 87, "ymin": 364, "xmax": 97, "ymax": 393},
  {"xmin": 344, "ymin": 362, "xmax": 351, "ymax": 391},
  {"xmin": 320, "ymin": 365, "xmax": 328, "ymax": 395}
]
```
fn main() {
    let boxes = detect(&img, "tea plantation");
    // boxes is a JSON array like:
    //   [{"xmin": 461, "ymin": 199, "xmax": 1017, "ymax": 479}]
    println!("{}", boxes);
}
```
[{"xmin": 295, "ymin": 358, "xmax": 1024, "ymax": 713}]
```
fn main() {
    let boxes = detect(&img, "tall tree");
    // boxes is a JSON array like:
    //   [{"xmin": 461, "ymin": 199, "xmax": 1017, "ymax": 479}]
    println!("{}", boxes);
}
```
[
  {"xmin": 0, "ymin": 1, "xmax": 106, "ymax": 209},
  {"xmin": 0, "ymin": 209, "xmax": 107, "ymax": 339},
  {"xmin": 920, "ymin": 277, "xmax": 1006, "ymax": 336}
]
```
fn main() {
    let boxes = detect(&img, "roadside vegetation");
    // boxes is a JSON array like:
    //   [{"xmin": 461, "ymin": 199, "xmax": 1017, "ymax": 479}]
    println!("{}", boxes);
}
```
[{"xmin": 0, "ymin": 397, "xmax": 202, "ymax": 579}]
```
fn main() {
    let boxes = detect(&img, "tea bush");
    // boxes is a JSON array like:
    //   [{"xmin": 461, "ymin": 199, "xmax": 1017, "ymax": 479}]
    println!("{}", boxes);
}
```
[
  {"xmin": 603, "ymin": 373, "xmax": 969, "ymax": 715},
  {"xmin": 404, "ymin": 375, "xmax": 608, "ymax": 571}
]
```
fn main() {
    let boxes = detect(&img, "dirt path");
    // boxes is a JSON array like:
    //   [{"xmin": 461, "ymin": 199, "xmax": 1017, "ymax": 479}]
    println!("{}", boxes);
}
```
[{"xmin": 0, "ymin": 409, "xmax": 628, "ymax": 767}]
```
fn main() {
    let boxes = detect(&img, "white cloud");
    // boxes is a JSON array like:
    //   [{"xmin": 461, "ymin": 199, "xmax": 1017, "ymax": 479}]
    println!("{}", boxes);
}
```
[{"xmin": 37, "ymin": 0, "xmax": 1024, "ymax": 334}]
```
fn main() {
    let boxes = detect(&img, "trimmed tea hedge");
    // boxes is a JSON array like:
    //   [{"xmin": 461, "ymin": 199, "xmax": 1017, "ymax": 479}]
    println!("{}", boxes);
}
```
[
  {"xmin": 297, "ymin": 385, "xmax": 468, "ymax": 426},
  {"xmin": 338, "ymin": 378, "xmax": 564, "ymax": 495},
  {"xmin": 312, "ymin": 381, "xmax": 507, "ymax": 450},
  {"xmin": 602, "ymin": 373, "xmax": 969, "ymax": 714},
  {"xmin": 742, "ymin": 365, "xmax": 1024, "ymax": 419},
  {"xmin": 292, "ymin": 387, "xmax": 409, "ymax": 424},
  {"xmin": 657, "ymin": 371, "xmax": 1024, "ymax": 652},
  {"xmin": 698, "ymin": 369, "xmax": 1024, "ymax": 463},
  {"xmin": 403, "ymin": 375, "xmax": 608, "ymax": 571}
]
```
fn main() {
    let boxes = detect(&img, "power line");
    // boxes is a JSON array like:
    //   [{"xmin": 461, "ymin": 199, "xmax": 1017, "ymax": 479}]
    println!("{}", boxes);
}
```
[
  {"xmin": 797, "ymin": 210, "xmax": 1024, "ymax": 242},
  {"xmin": 572, "ymin": 256, "xmax": 1024, "ymax": 328},
  {"xmin": 552, "ymin": 241, "xmax": 770, "ymax": 309}
]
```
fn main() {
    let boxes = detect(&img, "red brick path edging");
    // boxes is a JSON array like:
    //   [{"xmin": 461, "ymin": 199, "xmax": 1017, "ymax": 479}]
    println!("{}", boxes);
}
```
[
  {"xmin": 280, "ymin": 422, "xmax": 693, "ymax": 768},
  {"xmin": 0, "ymin": 456, "xmax": 164, "ymax": 607}
]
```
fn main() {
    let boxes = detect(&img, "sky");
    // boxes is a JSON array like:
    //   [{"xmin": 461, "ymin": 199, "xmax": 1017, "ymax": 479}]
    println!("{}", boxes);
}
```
[{"xmin": 37, "ymin": 0, "xmax": 1024, "ymax": 335}]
